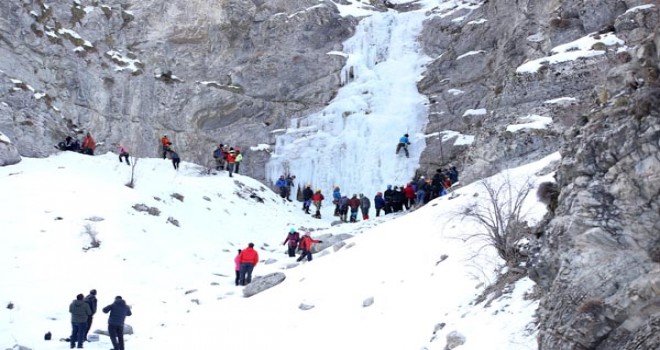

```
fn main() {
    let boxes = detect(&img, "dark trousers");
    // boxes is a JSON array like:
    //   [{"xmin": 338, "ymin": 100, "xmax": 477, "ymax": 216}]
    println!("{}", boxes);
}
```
[
  {"xmin": 235, "ymin": 270, "xmax": 240, "ymax": 286},
  {"xmin": 162, "ymin": 146, "xmax": 170, "ymax": 159},
  {"xmin": 119, "ymin": 153, "xmax": 130, "ymax": 165},
  {"xmin": 297, "ymin": 249, "xmax": 313, "ymax": 262},
  {"xmin": 227, "ymin": 162, "xmax": 235, "ymax": 177},
  {"xmin": 109, "ymin": 324, "xmax": 125, "ymax": 350},
  {"xmin": 239, "ymin": 263, "xmax": 255, "ymax": 285},
  {"xmin": 70, "ymin": 321, "xmax": 87, "ymax": 348},
  {"xmin": 376, "ymin": 208, "xmax": 382, "ymax": 217},
  {"xmin": 84, "ymin": 315, "xmax": 94, "ymax": 341},
  {"xmin": 287, "ymin": 245, "xmax": 297, "ymax": 257},
  {"xmin": 396, "ymin": 143, "xmax": 409, "ymax": 157},
  {"xmin": 172, "ymin": 158, "xmax": 180, "ymax": 170},
  {"xmin": 234, "ymin": 162, "xmax": 240, "ymax": 173}
]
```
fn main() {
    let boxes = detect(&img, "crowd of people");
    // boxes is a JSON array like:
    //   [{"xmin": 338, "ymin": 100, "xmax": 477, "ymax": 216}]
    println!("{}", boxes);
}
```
[
  {"xmin": 57, "ymin": 132, "xmax": 97, "ymax": 155},
  {"xmin": 281, "ymin": 166, "xmax": 459, "ymax": 221}
]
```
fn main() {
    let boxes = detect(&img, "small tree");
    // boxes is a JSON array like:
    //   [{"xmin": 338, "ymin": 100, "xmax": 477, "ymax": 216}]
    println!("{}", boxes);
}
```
[
  {"xmin": 460, "ymin": 176, "xmax": 534, "ymax": 266},
  {"xmin": 126, "ymin": 156, "xmax": 139, "ymax": 188}
]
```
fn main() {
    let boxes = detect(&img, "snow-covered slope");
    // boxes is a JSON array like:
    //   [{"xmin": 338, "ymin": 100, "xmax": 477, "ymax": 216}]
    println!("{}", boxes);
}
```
[{"xmin": 0, "ymin": 151, "xmax": 558, "ymax": 349}]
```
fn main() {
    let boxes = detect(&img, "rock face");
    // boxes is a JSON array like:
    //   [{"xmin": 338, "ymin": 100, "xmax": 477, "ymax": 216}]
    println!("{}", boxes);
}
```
[
  {"xmin": 0, "ymin": 0, "xmax": 355, "ymax": 180},
  {"xmin": 0, "ymin": 131, "xmax": 21, "ymax": 166}
]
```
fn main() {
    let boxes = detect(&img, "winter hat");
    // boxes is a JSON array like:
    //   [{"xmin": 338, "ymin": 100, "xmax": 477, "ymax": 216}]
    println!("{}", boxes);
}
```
[
  {"xmin": 377, "ymin": 192, "xmax": 382, "ymax": 195},
  {"xmin": 404, "ymin": 133, "xmax": 409, "ymax": 137},
  {"xmin": 289, "ymin": 228, "xmax": 296, "ymax": 233},
  {"xmin": 90, "ymin": 289, "xmax": 97, "ymax": 295},
  {"xmin": 387, "ymin": 185, "xmax": 392, "ymax": 190}
]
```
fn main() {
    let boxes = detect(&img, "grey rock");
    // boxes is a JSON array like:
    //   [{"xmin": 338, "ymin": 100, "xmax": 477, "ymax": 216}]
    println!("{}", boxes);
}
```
[
  {"xmin": 242, "ymin": 272, "xmax": 286, "ymax": 298},
  {"xmin": 299, "ymin": 303, "xmax": 315, "ymax": 311},
  {"xmin": 445, "ymin": 330, "xmax": 466, "ymax": 350},
  {"xmin": 0, "ymin": 131, "xmax": 21, "ymax": 166}
]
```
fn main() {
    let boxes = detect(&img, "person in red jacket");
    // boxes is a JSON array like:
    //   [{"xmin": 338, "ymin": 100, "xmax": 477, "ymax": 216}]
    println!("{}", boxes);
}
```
[
  {"xmin": 234, "ymin": 249, "xmax": 242, "ymax": 286},
  {"xmin": 161, "ymin": 135, "xmax": 172, "ymax": 159},
  {"xmin": 238, "ymin": 243, "xmax": 259, "ymax": 285},
  {"xmin": 225, "ymin": 149, "xmax": 237, "ymax": 177},
  {"xmin": 82, "ymin": 132, "xmax": 96, "ymax": 155},
  {"xmin": 403, "ymin": 183, "xmax": 416, "ymax": 210},
  {"xmin": 296, "ymin": 232, "xmax": 323, "ymax": 262},
  {"xmin": 311, "ymin": 189, "xmax": 325, "ymax": 219}
]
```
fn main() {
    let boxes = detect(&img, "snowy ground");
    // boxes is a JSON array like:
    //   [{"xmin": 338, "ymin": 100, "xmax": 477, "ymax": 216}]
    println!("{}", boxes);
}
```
[{"xmin": 0, "ymin": 151, "xmax": 558, "ymax": 349}]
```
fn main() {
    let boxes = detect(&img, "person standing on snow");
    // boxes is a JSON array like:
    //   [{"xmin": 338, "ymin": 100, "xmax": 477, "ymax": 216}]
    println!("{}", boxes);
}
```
[
  {"xmin": 226, "ymin": 148, "xmax": 237, "ymax": 177},
  {"xmin": 69, "ymin": 293, "xmax": 92, "ymax": 349},
  {"xmin": 213, "ymin": 144, "xmax": 226, "ymax": 170},
  {"xmin": 302, "ymin": 184, "xmax": 314, "ymax": 214},
  {"xmin": 285, "ymin": 175, "xmax": 296, "ymax": 201},
  {"xmin": 383, "ymin": 185, "xmax": 394, "ymax": 214},
  {"xmin": 296, "ymin": 232, "xmax": 323, "ymax": 262},
  {"xmin": 348, "ymin": 194, "xmax": 361, "ymax": 222},
  {"xmin": 83, "ymin": 289, "xmax": 98, "ymax": 343},
  {"xmin": 359, "ymin": 193, "xmax": 371, "ymax": 220},
  {"xmin": 82, "ymin": 132, "xmax": 96, "ymax": 156},
  {"xmin": 403, "ymin": 182, "xmax": 416, "ymax": 210},
  {"xmin": 338, "ymin": 195, "xmax": 350, "ymax": 222},
  {"xmin": 311, "ymin": 189, "xmax": 324, "ymax": 218},
  {"xmin": 234, "ymin": 148, "xmax": 243, "ymax": 174},
  {"xmin": 234, "ymin": 249, "xmax": 242, "ymax": 286},
  {"xmin": 168, "ymin": 150, "xmax": 180, "ymax": 170},
  {"xmin": 161, "ymin": 135, "xmax": 172, "ymax": 159},
  {"xmin": 118, "ymin": 145, "xmax": 130, "ymax": 165},
  {"xmin": 102, "ymin": 296, "xmax": 132, "ymax": 350},
  {"xmin": 275, "ymin": 175, "xmax": 288, "ymax": 200},
  {"xmin": 374, "ymin": 192, "xmax": 385, "ymax": 217},
  {"xmin": 238, "ymin": 243, "xmax": 259, "ymax": 285},
  {"xmin": 332, "ymin": 186, "xmax": 342, "ymax": 216},
  {"xmin": 395, "ymin": 133, "xmax": 410, "ymax": 158},
  {"xmin": 282, "ymin": 228, "xmax": 300, "ymax": 257}
]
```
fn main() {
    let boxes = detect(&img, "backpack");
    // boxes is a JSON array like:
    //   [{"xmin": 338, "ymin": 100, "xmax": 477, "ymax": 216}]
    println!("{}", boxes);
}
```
[{"xmin": 213, "ymin": 148, "xmax": 223, "ymax": 159}]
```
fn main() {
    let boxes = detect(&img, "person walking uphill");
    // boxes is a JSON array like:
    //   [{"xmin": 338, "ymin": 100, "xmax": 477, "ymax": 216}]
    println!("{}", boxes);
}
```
[
  {"xmin": 83, "ymin": 289, "xmax": 98, "ymax": 343},
  {"xmin": 396, "ymin": 133, "xmax": 411, "ymax": 158},
  {"xmin": 69, "ymin": 293, "xmax": 92, "ymax": 349},
  {"xmin": 282, "ymin": 228, "xmax": 300, "ymax": 257},
  {"xmin": 103, "ymin": 296, "xmax": 132, "ymax": 350},
  {"xmin": 297, "ymin": 232, "xmax": 323, "ymax": 262},
  {"xmin": 238, "ymin": 243, "xmax": 259, "ymax": 286}
]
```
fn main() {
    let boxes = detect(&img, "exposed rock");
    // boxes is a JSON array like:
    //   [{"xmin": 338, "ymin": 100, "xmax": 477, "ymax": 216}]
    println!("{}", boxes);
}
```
[
  {"xmin": 0, "ymin": 131, "xmax": 21, "ymax": 166},
  {"xmin": 362, "ymin": 296, "xmax": 374, "ymax": 307},
  {"xmin": 445, "ymin": 330, "xmax": 466, "ymax": 350},
  {"xmin": 242, "ymin": 272, "xmax": 286, "ymax": 298},
  {"xmin": 299, "ymin": 303, "xmax": 315, "ymax": 311}
]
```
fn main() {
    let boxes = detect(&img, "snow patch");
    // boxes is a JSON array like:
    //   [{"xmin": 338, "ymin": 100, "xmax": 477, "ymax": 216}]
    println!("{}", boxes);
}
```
[
  {"xmin": 463, "ymin": 108, "xmax": 487, "ymax": 116},
  {"xmin": 506, "ymin": 115, "xmax": 552, "ymax": 132},
  {"xmin": 517, "ymin": 32, "xmax": 624, "ymax": 73},
  {"xmin": 0, "ymin": 131, "xmax": 11, "ymax": 144},
  {"xmin": 447, "ymin": 89, "xmax": 464, "ymax": 96},
  {"xmin": 440, "ymin": 130, "xmax": 475, "ymax": 146},
  {"xmin": 467, "ymin": 18, "xmax": 487, "ymax": 25},
  {"xmin": 543, "ymin": 96, "xmax": 577, "ymax": 106},
  {"xmin": 457, "ymin": 50, "xmax": 485, "ymax": 60},
  {"xmin": 250, "ymin": 144, "xmax": 271, "ymax": 152},
  {"xmin": 625, "ymin": 4, "xmax": 655, "ymax": 14}
]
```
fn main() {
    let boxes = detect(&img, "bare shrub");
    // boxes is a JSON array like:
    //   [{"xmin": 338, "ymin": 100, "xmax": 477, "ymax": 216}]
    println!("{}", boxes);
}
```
[
  {"xmin": 82, "ymin": 224, "xmax": 101, "ymax": 250},
  {"xmin": 125, "ymin": 157, "xmax": 139, "ymax": 188},
  {"xmin": 460, "ymin": 177, "xmax": 534, "ymax": 266}
]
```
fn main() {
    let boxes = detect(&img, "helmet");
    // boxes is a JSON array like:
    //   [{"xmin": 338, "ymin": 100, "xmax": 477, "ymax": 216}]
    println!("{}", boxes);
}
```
[
  {"xmin": 316, "ymin": 189, "xmax": 322, "ymax": 192},
  {"xmin": 404, "ymin": 133, "xmax": 409, "ymax": 137},
  {"xmin": 306, "ymin": 184, "xmax": 311, "ymax": 188},
  {"xmin": 289, "ymin": 228, "xmax": 296, "ymax": 233},
  {"xmin": 235, "ymin": 147, "xmax": 240, "ymax": 152}
]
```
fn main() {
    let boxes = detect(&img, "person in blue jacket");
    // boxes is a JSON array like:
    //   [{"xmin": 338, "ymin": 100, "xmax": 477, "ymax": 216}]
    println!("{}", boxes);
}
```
[
  {"xmin": 396, "ymin": 133, "xmax": 411, "ymax": 158},
  {"xmin": 332, "ymin": 186, "xmax": 342, "ymax": 216},
  {"xmin": 103, "ymin": 296, "xmax": 132, "ymax": 350},
  {"xmin": 374, "ymin": 192, "xmax": 385, "ymax": 217},
  {"xmin": 275, "ymin": 175, "xmax": 288, "ymax": 199}
]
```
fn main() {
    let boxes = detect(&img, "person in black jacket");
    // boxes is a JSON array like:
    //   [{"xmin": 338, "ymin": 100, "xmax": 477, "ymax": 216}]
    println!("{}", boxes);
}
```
[
  {"xmin": 383, "ymin": 185, "xmax": 394, "ymax": 214},
  {"xmin": 103, "ymin": 296, "xmax": 132, "ymax": 350},
  {"xmin": 83, "ymin": 289, "xmax": 98, "ymax": 343},
  {"xmin": 302, "ymin": 184, "xmax": 313, "ymax": 214}
]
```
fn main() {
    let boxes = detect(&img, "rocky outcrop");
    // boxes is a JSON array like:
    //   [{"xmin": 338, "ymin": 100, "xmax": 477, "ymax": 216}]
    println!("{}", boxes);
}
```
[
  {"xmin": 529, "ymin": 16, "xmax": 660, "ymax": 350},
  {"xmin": 0, "ymin": 131, "xmax": 21, "ymax": 166},
  {"xmin": 0, "ymin": 0, "xmax": 355, "ymax": 178}
]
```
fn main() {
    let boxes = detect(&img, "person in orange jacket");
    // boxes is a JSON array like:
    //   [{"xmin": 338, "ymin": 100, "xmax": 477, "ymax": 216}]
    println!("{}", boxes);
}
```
[
  {"xmin": 82, "ymin": 132, "xmax": 96, "ymax": 155},
  {"xmin": 296, "ymin": 232, "xmax": 323, "ymax": 262},
  {"xmin": 161, "ymin": 135, "xmax": 172, "ymax": 159},
  {"xmin": 238, "ymin": 243, "xmax": 259, "ymax": 285}
]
